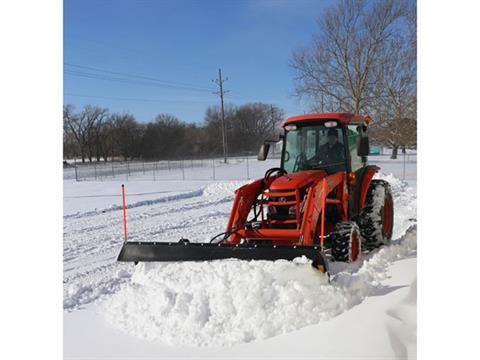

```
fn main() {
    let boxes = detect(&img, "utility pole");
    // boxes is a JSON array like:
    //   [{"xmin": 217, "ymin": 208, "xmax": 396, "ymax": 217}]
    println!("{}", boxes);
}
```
[
  {"xmin": 270, "ymin": 104, "xmax": 276, "ymax": 136},
  {"xmin": 213, "ymin": 68, "xmax": 229, "ymax": 163},
  {"xmin": 270, "ymin": 105, "xmax": 276, "ymax": 157}
]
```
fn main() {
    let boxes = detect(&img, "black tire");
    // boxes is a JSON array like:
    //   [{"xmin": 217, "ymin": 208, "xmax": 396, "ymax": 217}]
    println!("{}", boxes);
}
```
[
  {"xmin": 330, "ymin": 221, "xmax": 361, "ymax": 262},
  {"xmin": 358, "ymin": 179, "xmax": 394, "ymax": 250}
]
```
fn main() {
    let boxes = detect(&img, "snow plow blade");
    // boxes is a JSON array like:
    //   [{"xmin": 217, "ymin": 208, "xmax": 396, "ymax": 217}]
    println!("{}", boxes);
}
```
[{"xmin": 117, "ymin": 242, "xmax": 329, "ymax": 272}]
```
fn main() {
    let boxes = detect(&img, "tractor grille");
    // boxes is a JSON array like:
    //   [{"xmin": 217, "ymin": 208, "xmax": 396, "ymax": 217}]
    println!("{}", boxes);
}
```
[{"xmin": 260, "ymin": 189, "xmax": 299, "ymax": 229}]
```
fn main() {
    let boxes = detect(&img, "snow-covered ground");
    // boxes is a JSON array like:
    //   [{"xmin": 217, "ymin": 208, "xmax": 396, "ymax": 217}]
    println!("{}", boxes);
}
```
[{"xmin": 63, "ymin": 155, "xmax": 417, "ymax": 359}]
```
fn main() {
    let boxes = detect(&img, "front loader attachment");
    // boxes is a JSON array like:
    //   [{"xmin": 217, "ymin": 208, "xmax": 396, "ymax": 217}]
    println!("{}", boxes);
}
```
[{"xmin": 117, "ymin": 241, "xmax": 329, "ymax": 273}]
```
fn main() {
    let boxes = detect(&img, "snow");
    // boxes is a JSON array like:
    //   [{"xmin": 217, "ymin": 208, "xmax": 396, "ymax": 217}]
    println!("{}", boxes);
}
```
[
  {"xmin": 64, "ymin": 258, "xmax": 416, "ymax": 359},
  {"xmin": 103, "ymin": 226, "xmax": 416, "ymax": 347},
  {"xmin": 63, "ymin": 181, "xmax": 208, "ymax": 216},
  {"xmin": 63, "ymin": 155, "xmax": 417, "ymax": 358}
]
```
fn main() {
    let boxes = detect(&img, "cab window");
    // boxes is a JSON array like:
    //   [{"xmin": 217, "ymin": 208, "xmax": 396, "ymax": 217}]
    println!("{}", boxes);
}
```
[
  {"xmin": 347, "ymin": 125, "xmax": 364, "ymax": 172},
  {"xmin": 283, "ymin": 125, "xmax": 346, "ymax": 173}
]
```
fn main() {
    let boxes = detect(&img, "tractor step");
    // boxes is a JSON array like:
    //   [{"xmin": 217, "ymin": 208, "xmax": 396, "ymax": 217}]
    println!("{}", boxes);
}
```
[{"xmin": 117, "ymin": 241, "xmax": 329, "ymax": 272}]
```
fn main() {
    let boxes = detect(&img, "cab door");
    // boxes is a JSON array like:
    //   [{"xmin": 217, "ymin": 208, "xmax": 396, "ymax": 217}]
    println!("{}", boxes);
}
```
[{"xmin": 346, "ymin": 124, "xmax": 367, "ymax": 217}]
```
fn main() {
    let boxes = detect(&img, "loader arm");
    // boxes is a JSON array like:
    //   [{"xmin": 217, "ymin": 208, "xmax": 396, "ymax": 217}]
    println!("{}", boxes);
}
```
[
  {"xmin": 302, "ymin": 172, "xmax": 347, "ymax": 245},
  {"xmin": 225, "ymin": 176, "xmax": 276, "ymax": 244}
]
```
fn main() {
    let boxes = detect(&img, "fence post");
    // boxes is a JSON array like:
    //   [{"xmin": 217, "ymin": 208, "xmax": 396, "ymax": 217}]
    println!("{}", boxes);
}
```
[
  {"xmin": 246, "ymin": 156, "xmax": 250, "ymax": 180},
  {"xmin": 212, "ymin": 158, "xmax": 215, "ymax": 180},
  {"xmin": 126, "ymin": 161, "xmax": 130, "ymax": 181},
  {"xmin": 74, "ymin": 157, "xmax": 78, "ymax": 182},
  {"xmin": 182, "ymin": 159, "xmax": 185, "ymax": 180},
  {"xmin": 142, "ymin": 161, "xmax": 146, "ymax": 174},
  {"xmin": 94, "ymin": 162, "xmax": 97, "ymax": 180},
  {"xmin": 403, "ymin": 151, "xmax": 406, "ymax": 180},
  {"xmin": 167, "ymin": 160, "xmax": 170, "ymax": 171},
  {"xmin": 111, "ymin": 162, "xmax": 115, "ymax": 178}
]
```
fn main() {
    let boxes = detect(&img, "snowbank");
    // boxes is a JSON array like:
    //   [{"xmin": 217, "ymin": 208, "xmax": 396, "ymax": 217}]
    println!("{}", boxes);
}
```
[
  {"xmin": 375, "ymin": 173, "xmax": 417, "ymax": 238},
  {"xmin": 103, "ymin": 226, "xmax": 417, "ymax": 347}
]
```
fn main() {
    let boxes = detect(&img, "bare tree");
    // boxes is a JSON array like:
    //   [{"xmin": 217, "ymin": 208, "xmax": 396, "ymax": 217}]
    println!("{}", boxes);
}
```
[
  {"xmin": 232, "ymin": 103, "xmax": 284, "ymax": 153},
  {"xmin": 110, "ymin": 113, "xmax": 142, "ymax": 161},
  {"xmin": 63, "ymin": 105, "xmax": 77, "ymax": 159},
  {"xmin": 63, "ymin": 105, "xmax": 108, "ymax": 163},
  {"xmin": 141, "ymin": 114, "xmax": 187, "ymax": 159},
  {"xmin": 92, "ymin": 117, "xmax": 115, "ymax": 162},
  {"xmin": 291, "ymin": 0, "xmax": 408, "ymax": 114},
  {"xmin": 89, "ymin": 108, "xmax": 109, "ymax": 162},
  {"xmin": 203, "ymin": 103, "xmax": 284, "ymax": 156},
  {"xmin": 369, "ymin": 1, "xmax": 416, "ymax": 158},
  {"xmin": 203, "ymin": 105, "xmax": 236, "ymax": 156},
  {"xmin": 63, "ymin": 127, "xmax": 78, "ymax": 160}
]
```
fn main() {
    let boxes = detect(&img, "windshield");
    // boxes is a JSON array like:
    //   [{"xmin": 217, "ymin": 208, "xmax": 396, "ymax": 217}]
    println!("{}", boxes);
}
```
[{"xmin": 282, "ymin": 125, "xmax": 346, "ymax": 173}]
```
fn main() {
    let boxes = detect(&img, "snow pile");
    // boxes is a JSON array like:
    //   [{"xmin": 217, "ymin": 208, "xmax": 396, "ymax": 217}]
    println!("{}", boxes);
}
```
[
  {"xmin": 104, "ymin": 226, "xmax": 417, "ymax": 347},
  {"xmin": 375, "ymin": 173, "xmax": 416, "ymax": 238},
  {"xmin": 201, "ymin": 181, "xmax": 245, "ymax": 199},
  {"xmin": 386, "ymin": 278, "xmax": 417, "ymax": 359}
]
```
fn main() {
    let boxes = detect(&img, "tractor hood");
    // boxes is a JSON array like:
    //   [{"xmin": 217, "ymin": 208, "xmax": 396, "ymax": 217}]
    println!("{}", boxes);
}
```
[{"xmin": 269, "ymin": 170, "xmax": 328, "ymax": 191}]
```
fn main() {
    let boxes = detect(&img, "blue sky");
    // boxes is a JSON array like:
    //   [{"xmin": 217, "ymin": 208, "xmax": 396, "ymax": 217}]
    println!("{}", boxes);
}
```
[{"xmin": 64, "ymin": 0, "xmax": 335, "ymax": 123}]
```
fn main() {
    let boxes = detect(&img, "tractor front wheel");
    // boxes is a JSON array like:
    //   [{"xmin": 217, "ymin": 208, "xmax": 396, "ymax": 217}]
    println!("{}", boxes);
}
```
[{"xmin": 330, "ymin": 221, "xmax": 361, "ymax": 262}]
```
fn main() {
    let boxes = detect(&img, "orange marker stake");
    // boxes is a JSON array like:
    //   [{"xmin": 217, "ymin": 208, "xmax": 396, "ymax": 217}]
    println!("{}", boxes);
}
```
[{"xmin": 121, "ymin": 184, "xmax": 127, "ymax": 242}]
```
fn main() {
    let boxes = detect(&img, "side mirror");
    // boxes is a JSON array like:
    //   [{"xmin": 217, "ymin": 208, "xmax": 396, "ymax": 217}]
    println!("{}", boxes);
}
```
[
  {"xmin": 257, "ymin": 142, "xmax": 271, "ymax": 161},
  {"xmin": 357, "ymin": 136, "xmax": 369, "ymax": 157}
]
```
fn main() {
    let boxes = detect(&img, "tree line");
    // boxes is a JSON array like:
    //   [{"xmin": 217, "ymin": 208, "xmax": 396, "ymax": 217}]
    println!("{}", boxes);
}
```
[
  {"xmin": 290, "ymin": 0, "xmax": 416, "ymax": 158},
  {"xmin": 63, "ymin": 103, "xmax": 284, "ymax": 163}
]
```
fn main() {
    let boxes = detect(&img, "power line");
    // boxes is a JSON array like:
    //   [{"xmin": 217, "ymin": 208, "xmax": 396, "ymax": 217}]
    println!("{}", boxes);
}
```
[
  {"xmin": 227, "ymin": 91, "xmax": 304, "ymax": 114},
  {"xmin": 64, "ymin": 69, "xmax": 215, "ymax": 93},
  {"xmin": 64, "ymin": 62, "xmax": 215, "ymax": 91},
  {"xmin": 64, "ymin": 63, "xmax": 305, "ymax": 116},
  {"xmin": 212, "ymin": 68, "xmax": 229, "ymax": 163},
  {"xmin": 64, "ymin": 93, "xmax": 214, "ymax": 104}
]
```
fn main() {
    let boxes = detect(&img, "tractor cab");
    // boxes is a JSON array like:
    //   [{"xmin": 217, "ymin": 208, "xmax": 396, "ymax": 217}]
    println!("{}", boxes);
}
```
[{"xmin": 258, "ymin": 113, "xmax": 370, "ymax": 175}]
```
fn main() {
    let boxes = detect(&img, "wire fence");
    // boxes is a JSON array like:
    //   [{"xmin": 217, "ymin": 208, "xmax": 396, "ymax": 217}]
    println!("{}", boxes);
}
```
[
  {"xmin": 63, "ymin": 152, "xmax": 416, "ymax": 182},
  {"xmin": 63, "ymin": 155, "xmax": 281, "ymax": 182}
]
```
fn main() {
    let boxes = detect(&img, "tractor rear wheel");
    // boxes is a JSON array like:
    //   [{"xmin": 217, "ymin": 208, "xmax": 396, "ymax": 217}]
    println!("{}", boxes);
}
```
[
  {"xmin": 330, "ymin": 221, "xmax": 361, "ymax": 262},
  {"xmin": 358, "ymin": 179, "xmax": 394, "ymax": 250}
]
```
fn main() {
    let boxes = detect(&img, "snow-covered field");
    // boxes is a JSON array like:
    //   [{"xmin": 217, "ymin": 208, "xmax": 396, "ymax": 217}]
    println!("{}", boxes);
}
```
[{"xmin": 63, "ymin": 155, "xmax": 417, "ymax": 359}]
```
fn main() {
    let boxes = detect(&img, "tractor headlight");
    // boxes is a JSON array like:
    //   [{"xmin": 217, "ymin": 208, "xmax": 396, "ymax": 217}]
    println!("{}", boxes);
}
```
[{"xmin": 324, "ymin": 121, "xmax": 338, "ymax": 127}]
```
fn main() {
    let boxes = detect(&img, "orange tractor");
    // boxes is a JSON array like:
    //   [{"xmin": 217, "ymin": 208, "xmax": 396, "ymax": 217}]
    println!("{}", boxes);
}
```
[{"xmin": 118, "ymin": 113, "xmax": 394, "ymax": 273}]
